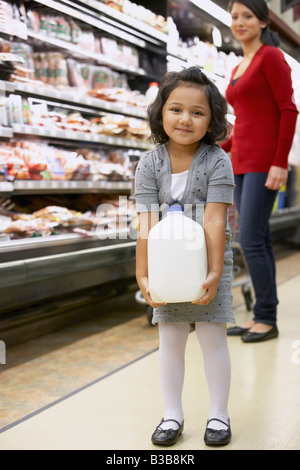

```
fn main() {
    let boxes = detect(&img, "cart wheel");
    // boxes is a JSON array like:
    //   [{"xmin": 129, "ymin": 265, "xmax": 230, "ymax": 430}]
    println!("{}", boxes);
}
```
[
  {"xmin": 146, "ymin": 305, "xmax": 154, "ymax": 326},
  {"xmin": 242, "ymin": 286, "xmax": 253, "ymax": 311}
]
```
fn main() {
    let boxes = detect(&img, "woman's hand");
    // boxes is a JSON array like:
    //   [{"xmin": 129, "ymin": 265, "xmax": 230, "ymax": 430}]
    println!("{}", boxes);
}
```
[
  {"xmin": 191, "ymin": 271, "xmax": 221, "ymax": 306},
  {"xmin": 265, "ymin": 166, "xmax": 288, "ymax": 191},
  {"xmin": 138, "ymin": 276, "xmax": 167, "ymax": 309}
]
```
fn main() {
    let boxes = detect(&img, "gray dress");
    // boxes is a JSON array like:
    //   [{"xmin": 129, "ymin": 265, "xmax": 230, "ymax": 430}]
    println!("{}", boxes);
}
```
[{"xmin": 134, "ymin": 143, "xmax": 235, "ymax": 325}]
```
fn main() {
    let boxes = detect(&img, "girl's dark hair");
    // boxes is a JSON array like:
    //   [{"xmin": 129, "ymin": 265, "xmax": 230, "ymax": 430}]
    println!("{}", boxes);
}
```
[
  {"xmin": 228, "ymin": 0, "xmax": 280, "ymax": 47},
  {"xmin": 148, "ymin": 66, "xmax": 227, "ymax": 146}
]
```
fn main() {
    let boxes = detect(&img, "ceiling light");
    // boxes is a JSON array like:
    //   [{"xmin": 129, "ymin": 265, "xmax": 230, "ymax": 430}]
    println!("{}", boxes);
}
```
[{"xmin": 190, "ymin": 0, "xmax": 232, "ymax": 27}]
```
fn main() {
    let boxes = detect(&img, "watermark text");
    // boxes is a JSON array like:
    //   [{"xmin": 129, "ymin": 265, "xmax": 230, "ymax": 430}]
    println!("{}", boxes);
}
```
[{"xmin": 96, "ymin": 197, "xmax": 205, "ymax": 249}]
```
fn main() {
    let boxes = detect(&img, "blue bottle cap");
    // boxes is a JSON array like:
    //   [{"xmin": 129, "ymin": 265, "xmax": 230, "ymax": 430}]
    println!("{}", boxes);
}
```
[{"xmin": 167, "ymin": 203, "xmax": 183, "ymax": 213}]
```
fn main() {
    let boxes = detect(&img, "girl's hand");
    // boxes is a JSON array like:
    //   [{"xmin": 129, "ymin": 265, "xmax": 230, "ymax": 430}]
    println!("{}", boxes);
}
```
[
  {"xmin": 191, "ymin": 271, "xmax": 221, "ymax": 306},
  {"xmin": 265, "ymin": 166, "xmax": 288, "ymax": 191},
  {"xmin": 138, "ymin": 276, "xmax": 167, "ymax": 308}
]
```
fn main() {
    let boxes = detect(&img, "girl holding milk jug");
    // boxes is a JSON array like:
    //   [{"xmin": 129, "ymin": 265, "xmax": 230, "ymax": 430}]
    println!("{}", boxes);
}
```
[{"xmin": 135, "ymin": 66, "xmax": 235, "ymax": 447}]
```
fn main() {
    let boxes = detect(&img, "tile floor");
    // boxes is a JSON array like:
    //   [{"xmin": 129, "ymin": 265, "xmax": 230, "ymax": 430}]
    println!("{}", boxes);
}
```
[{"xmin": 0, "ymin": 243, "xmax": 300, "ymax": 450}]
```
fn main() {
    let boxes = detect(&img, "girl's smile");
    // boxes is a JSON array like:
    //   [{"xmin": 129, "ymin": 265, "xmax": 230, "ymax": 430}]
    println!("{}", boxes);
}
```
[{"xmin": 176, "ymin": 128, "xmax": 192, "ymax": 133}]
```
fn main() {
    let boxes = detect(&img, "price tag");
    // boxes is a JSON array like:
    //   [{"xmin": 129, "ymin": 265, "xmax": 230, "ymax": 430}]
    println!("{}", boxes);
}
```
[
  {"xmin": 27, "ymin": 181, "xmax": 35, "ymax": 189},
  {"xmin": 0, "ymin": 182, "xmax": 13, "ymax": 192},
  {"xmin": 66, "ymin": 130, "xmax": 75, "ymax": 139}
]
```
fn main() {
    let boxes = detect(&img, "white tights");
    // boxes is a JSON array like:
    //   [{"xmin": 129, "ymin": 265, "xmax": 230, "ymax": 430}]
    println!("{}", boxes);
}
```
[{"xmin": 158, "ymin": 321, "xmax": 231, "ymax": 431}]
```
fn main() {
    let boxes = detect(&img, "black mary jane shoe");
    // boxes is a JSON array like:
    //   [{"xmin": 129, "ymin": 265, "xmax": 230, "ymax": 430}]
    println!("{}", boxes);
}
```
[
  {"xmin": 151, "ymin": 418, "xmax": 184, "ymax": 446},
  {"xmin": 204, "ymin": 418, "xmax": 231, "ymax": 447},
  {"xmin": 242, "ymin": 325, "xmax": 279, "ymax": 343}
]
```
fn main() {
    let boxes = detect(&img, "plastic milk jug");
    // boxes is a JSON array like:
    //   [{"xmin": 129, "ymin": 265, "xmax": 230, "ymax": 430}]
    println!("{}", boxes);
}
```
[
  {"xmin": 145, "ymin": 82, "xmax": 159, "ymax": 104},
  {"xmin": 148, "ymin": 204, "xmax": 208, "ymax": 303}
]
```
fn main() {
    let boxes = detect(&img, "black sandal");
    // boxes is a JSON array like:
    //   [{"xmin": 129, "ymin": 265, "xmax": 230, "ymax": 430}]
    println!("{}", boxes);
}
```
[
  {"xmin": 204, "ymin": 418, "xmax": 231, "ymax": 446},
  {"xmin": 151, "ymin": 418, "xmax": 184, "ymax": 446}
]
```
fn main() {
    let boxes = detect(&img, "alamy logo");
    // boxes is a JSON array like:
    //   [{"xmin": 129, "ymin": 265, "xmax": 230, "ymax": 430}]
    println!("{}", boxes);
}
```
[{"xmin": 0, "ymin": 340, "xmax": 6, "ymax": 364}]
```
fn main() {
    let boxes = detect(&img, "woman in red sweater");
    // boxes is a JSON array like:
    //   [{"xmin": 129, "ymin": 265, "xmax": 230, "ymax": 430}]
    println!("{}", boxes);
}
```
[{"xmin": 222, "ymin": 0, "xmax": 298, "ymax": 342}]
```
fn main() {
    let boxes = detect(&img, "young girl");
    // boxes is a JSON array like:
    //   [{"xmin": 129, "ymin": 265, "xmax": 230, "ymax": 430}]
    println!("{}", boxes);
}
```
[{"xmin": 135, "ymin": 66, "xmax": 235, "ymax": 447}]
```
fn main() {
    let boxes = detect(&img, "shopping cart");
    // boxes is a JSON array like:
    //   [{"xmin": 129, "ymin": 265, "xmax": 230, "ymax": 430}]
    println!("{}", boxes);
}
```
[
  {"xmin": 135, "ymin": 203, "xmax": 253, "ymax": 325},
  {"xmin": 228, "ymin": 203, "xmax": 253, "ymax": 312}
]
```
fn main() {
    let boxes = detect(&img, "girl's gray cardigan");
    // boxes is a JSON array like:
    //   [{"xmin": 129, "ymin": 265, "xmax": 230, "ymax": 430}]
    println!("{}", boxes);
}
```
[{"xmin": 134, "ymin": 143, "xmax": 236, "ymax": 324}]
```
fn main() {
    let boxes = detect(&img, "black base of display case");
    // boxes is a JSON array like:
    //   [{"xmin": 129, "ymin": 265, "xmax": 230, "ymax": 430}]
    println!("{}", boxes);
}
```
[
  {"xmin": 0, "ymin": 238, "xmax": 137, "ymax": 347},
  {"xmin": 0, "ymin": 278, "xmax": 139, "ymax": 348}
]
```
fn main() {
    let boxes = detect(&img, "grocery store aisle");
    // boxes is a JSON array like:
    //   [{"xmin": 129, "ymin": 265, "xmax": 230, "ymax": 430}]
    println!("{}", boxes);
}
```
[{"xmin": 0, "ymin": 246, "xmax": 300, "ymax": 450}]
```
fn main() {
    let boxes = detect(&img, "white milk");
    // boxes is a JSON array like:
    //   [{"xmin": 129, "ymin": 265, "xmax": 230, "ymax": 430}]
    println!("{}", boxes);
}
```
[{"xmin": 148, "ymin": 204, "xmax": 207, "ymax": 303}]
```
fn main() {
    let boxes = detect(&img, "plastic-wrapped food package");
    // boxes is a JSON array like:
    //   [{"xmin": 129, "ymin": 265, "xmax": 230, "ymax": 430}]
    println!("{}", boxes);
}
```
[
  {"xmin": 122, "ymin": 44, "xmax": 139, "ymax": 68},
  {"xmin": 92, "ymin": 66, "xmax": 114, "ymax": 90},
  {"xmin": 100, "ymin": 37, "xmax": 122, "ymax": 62},
  {"xmin": 77, "ymin": 27, "xmax": 96, "ymax": 53},
  {"xmin": 55, "ymin": 54, "xmax": 69, "ymax": 87}
]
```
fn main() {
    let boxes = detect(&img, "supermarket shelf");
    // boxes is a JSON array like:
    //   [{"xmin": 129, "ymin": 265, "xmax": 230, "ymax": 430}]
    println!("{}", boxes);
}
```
[
  {"xmin": 0, "ymin": 21, "xmax": 27, "ymax": 40},
  {"xmin": 27, "ymin": 30, "xmax": 146, "ymax": 77},
  {"xmin": 0, "ymin": 25, "xmax": 13, "ymax": 36},
  {"xmin": 11, "ymin": 180, "xmax": 132, "ymax": 195},
  {"xmin": 68, "ymin": 0, "xmax": 168, "ymax": 44},
  {"xmin": 0, "ymin": 182, "xmax": 14, "ymax": 195},
  {"xmin": 0, "ymin": 228, "xmax": 132, "ymax": 257},
  {"xmin": 0, "ymin": 233, "xmax": 93, "ymax": 254},
  {"xmin": 7, "ymin": 81, "xmax": 148, "ymax": 119},
  {"xmin": 12, "ymin": 124, "xmax": 152, "ymax": 150},
  {"xmin": 33, "ymin": 0, "xmax": 166, "ymax": 49},
  {"xmin": 0, "ymin": 127, "xmax": 13, "ymax": 139}
]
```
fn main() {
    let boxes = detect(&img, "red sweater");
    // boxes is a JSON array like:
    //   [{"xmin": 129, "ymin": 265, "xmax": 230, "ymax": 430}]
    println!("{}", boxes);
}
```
[{"xmin": 221, "ymin": 45, "xmax": 298, "ymax": 174}]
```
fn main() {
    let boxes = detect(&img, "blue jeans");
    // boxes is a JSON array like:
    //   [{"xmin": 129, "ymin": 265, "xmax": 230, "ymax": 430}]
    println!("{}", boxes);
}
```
[{"xmin": 234, "ymin": 173, "xmax": 278, "ymax": 326}]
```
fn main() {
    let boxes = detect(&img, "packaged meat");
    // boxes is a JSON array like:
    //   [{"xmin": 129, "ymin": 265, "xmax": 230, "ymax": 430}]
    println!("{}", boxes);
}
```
[
  {"xmin": 55, "ymin": 54, "xmax": 69, "ymax": 87},
  {"xmin": 92, "ymin": 66, "xmax": 113, "ymax": 90}
]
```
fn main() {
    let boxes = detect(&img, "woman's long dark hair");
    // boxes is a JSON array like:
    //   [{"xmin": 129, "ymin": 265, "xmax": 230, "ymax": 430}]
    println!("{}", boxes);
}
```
[
  {"xmin": 148, "ymin": 66, "xmax": 227, "ymax": 146},
  {"xmin": 228, "ymin": 0, "xmax": 280, "ymax": 47}
]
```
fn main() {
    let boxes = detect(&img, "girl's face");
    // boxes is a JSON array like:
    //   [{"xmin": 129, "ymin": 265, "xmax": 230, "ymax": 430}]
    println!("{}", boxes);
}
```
[
  {"xmin": 162, "ymin": 85, "xmax": 211, "ymax": 149},
  {"xmin": 230, "ymin": 2, "xmax": 267, "ymax": 44}
]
